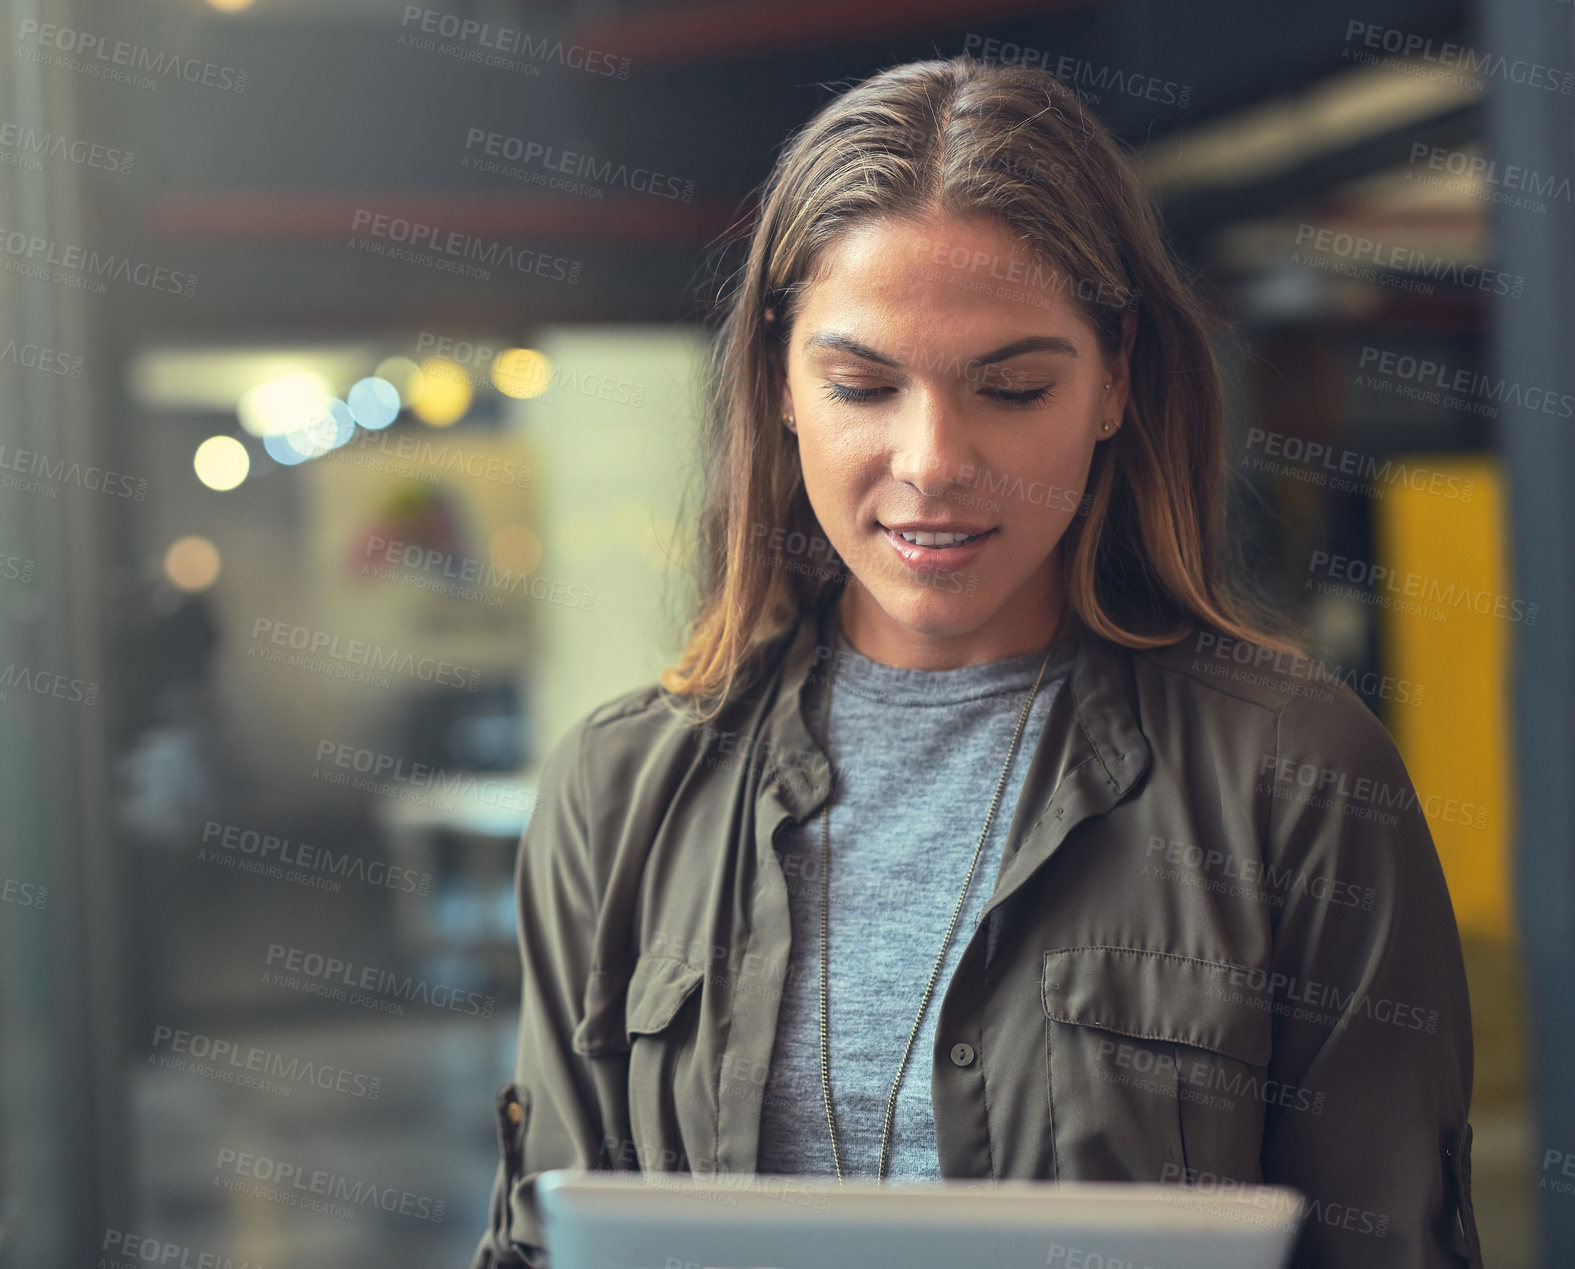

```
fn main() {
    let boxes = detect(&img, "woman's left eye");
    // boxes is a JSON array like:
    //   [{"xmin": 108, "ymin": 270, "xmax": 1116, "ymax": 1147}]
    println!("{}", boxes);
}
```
[
  {"xmin": 819, "ymin": 383, "xmax": 1054, "ymax": 407},
  {"xmin": 822, "ymin": 382, "xmax": 887, "ymax": 404},
  {"xmin": 983, "ymin": 386, "xmax": 1053, "ymax": 408}
]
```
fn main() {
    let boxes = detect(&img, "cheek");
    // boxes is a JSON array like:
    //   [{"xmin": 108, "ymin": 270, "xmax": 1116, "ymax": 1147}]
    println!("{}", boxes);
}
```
[
  {"xmin": 797, "ymin": 425, "xmax": 870, "ymax": 497},
  {"xmin": 997, "ymin": 434, "xmax": 1091, "ymax": 495}
]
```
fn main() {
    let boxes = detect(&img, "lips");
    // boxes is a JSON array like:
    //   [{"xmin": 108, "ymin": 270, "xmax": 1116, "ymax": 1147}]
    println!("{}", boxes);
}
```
[
  {"xmin": 878, "ymin": 522, "xmax": 996, "ymax": 572},
  {"xmin": 880, "ymin": 521, "xmax": 995, "ymax": 536},
  {"xmin": 894, "ymin": 529, "xmax": 982, "ymax": 547},
  {"xmin": 879, "ymin": 520, "xmax": 995, "ymax": 548}
]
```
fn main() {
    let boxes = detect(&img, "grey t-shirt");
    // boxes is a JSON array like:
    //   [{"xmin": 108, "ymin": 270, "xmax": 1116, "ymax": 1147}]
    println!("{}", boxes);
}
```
[{"xmin": 754, "ymin": 615, "xmax": 1073, "ymax": 1181}]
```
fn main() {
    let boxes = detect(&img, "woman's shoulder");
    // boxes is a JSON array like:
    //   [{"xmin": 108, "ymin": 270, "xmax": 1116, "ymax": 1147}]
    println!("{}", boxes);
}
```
[
  {"xmin": 1126, "ymin": 626, "xmax": 1406, "ymax": 767},
  {"xmin": 1129, "ymin": 629, "xmax": 1435, "ymax": 854},
  {"xmin": 522, "ymin": 673, "xmax": 776, "ymax": 897},
  {"xmin": 541, "ymin": 669, "xmax": 769, "ymax": 793},
  {"xmin": 543, "ymin": 682, "xmax": 696, "ymax": 779},
  {"xmin": 571, "ymin": 619, "xmax": 801, "ymax": 755}
]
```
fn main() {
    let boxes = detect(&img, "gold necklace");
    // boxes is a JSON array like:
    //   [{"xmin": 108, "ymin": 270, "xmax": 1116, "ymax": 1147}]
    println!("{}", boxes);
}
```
[{"xmin": 814, "ymin": 629, "xmax": 1060, "ymax": 1184}]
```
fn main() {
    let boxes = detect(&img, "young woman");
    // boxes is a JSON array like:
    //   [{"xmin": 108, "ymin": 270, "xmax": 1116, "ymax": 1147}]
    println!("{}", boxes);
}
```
[{"xmin": 472, "ymin": 55, "xmax": 1482, "ymax": 1269}]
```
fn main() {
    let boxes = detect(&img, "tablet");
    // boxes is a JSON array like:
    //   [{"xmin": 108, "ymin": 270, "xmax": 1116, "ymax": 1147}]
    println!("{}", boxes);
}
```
[{"xmin": 536, "ymin": 1169, "xmax": 1305, "ymax": 1269}]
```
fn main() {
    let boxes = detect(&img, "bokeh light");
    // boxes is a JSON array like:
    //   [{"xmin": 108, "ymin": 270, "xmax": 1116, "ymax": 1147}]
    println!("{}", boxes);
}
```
[
  {"xmin": 262, "ymin": 432, "xmax": 309, "ymax": 466},
  {"xmin": 372, "ymin": 356, "xmax": 423, "ymax": 406},
  {"xmin": 489, "ymin": 524, "xmax": 542, "ymax": 575},
  {"xmin": 492, "ymin": 349, "xmax": 553, "ymax": 399},
  {"xmin": 282, "ymin": 398, "xmax": 356, "ymax": 460},
  {"xmin": 193, "ymin": 435, "xmax": 250, "ymax": 491},
  {"xmin": 348, "ymin": 377, "xmax": 401, "ymax": 430},
  {"xmin": 163, "ymin": 536, "xmax": 222, "ymax": 591},
  {"xmin": 412, "ymin": 358, "xmax": 472, "ymax": 426},
  {"xmin": 237, "ymin": 371, "xmax": 335, "ymax": 437}
]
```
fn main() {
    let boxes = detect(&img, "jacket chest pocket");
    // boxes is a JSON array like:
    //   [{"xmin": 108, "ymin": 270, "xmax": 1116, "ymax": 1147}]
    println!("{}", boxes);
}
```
[
  {"xmin": 572, "ymin": 955, "xmax": 707, "ymax": 1171},
  {"xmin": 1041, "ymin": 946, "xmax": 1275, "ymax": 1184}
]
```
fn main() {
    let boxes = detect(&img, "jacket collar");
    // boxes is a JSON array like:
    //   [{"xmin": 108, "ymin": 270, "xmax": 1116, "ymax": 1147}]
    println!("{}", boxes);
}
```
[
  {"xmin": 751, "ymin": 594, "xmax": 836, "ymax": 816},
  {"xmin": 984, "ymin": 609, "xmax": 1153, "ymax": 918},
  {"xmin": 757, "ymin": 592, "xmax": 1153, "ymax": 873}
]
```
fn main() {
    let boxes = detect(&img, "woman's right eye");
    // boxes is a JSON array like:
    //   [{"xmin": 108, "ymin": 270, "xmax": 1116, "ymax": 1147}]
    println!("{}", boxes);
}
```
[{"xmin": 821, "ymin": 382, "xmax": 889, "ymax": 404}]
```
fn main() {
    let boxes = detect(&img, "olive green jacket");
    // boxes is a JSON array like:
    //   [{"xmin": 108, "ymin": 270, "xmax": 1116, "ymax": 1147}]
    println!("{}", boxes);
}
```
[{"xmin": 472, "ymin": 595, "xmax": 1483, "ymax": 1268}]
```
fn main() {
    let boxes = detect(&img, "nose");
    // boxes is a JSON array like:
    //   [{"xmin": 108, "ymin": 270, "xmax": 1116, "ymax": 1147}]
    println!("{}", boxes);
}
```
[{"xmin": 890, "ymin": 392, "xmax": 975, "ymax": 498}]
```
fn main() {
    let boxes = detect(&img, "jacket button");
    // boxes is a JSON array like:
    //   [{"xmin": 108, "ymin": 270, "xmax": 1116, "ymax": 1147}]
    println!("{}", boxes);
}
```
[
  {"xmin": 505, "ymin": 1100, "xmax": 524, "ymax": 1124},
  {"xmin": 949, "ymin": 1042, "xmax": 975, "ymax": 1067}
]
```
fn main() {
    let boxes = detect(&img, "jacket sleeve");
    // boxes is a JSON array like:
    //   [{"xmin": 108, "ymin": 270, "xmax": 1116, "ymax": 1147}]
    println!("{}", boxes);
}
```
[
  {"xmin": 470, "ymin": 714, "xmax": 609, "ymax": 1269},
  {"xmin": 1257, "ymin": 691, "xmax": 1483, "ymax": 1269}
]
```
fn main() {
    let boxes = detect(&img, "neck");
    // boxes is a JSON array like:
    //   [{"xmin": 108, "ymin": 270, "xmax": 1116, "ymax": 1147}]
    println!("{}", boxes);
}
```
[{"xmin": 833, "ymin": 585, "xmax": 1073, "ymax": 671}]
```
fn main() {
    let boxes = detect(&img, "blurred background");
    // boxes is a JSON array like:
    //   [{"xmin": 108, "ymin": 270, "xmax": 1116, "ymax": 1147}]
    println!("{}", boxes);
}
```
[{"xmin": 1, "ymin": 0, "xmax": 1572, "ymax": 1264}]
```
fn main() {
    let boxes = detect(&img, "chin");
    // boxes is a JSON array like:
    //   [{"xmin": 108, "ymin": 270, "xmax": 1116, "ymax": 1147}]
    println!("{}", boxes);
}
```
[{"xmin": 850, "ymin": 573, "xmax": 990, "ymax": 635}]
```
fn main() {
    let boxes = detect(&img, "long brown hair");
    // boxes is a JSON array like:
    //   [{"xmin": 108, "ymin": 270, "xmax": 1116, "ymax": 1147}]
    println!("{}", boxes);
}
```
[{"xmin": 661, "ymin": 54, "xmax": 1299, "ymax": 719}]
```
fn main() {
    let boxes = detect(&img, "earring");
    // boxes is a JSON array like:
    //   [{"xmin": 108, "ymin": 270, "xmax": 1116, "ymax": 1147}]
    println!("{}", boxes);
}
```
[
  {"xmin": 1101, "ymin": 420, "xmax": 1113, "ymax": 432},
  {"xmin": 1104, "ymin": 381, "xmax": 1111, "ymax": 390},
  {"xmin": 782, "ymin": 412, "xmax": 796, "ymax": 429}
]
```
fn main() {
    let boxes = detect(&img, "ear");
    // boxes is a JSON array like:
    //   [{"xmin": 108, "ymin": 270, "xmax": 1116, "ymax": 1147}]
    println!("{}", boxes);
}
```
[{"xmin": 1105, "ymin": 311, "xmax": 1137, "ymax": 423}]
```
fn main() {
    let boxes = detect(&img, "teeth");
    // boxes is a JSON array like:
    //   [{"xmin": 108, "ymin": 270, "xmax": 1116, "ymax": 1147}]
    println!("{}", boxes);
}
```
[{"xmin": 897, "ymin": 529, "xmax": 980, "ymax": 547}]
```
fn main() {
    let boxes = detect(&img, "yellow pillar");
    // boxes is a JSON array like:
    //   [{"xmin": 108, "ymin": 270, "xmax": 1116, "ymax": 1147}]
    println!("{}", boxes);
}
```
[{"xmin": 1374, "ymin": 455, "xmax": 1514, "ymax": 938}]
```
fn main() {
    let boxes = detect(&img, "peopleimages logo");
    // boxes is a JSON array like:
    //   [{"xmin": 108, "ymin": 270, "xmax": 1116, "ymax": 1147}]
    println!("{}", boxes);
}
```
[
  {"xmin": 410, "ymin": 331, "xmax": 647, "ymax": 406},
  {"xmin": 1259, "ymin": 755, "xmax": 1490, "ymax": 832},
  {"xmin": 1159, "ymin": 1164, "xmax": 1384, "ymax": 1239},
  {"xmin": 1292, "ymin": 224, "xmax": 1525, "ymax": 298},
  {"xmin": 1208, "ymin": 961, "xmax": 1441, "ymax": 1035},
  {"xmin": 0, "ymin": 660, "xmax": 98, "ymax": 705},
  {"xmin": 311, "ymin": 739, "xmax": 537, "ymax": 815},
  {"xmin": 1243, "ymin": 425, "xmax": 1475, "ymax": 502},
  {"xmin": 1342, "ymin": 20, "xmax": 1575, "ymax": 95},
  {"xmin": 149, "ymin": 1024, "xmax": 383, "ymax": 1100},
  {"xmin": 398, "ymin": 6, "xmax": 630, "ymax": 79},
  {"xmin": 0, "ymin": 336, "xmax": 84, "ymax": 377},
  {"xmin": 462, "ymin": 127, "xmax": 694, "ymax": 202},
  {"xmin": 348, "ymin": 209, "xmax": 581, "ymax": 285},
  {"xmin": 1306, "ymin": 550, "xmax": 1538, "ymax": 625},
  {"xmin": 1406, "ymin": 143, "xmax": 1574, "ymax": 211},
  {"xmin": 0, "ymin": 122, "xmax": 133, "ymax": 175},
  {"xmin": 1357, "ymin": 345, "xmax": 1574, "ymax": 420},
  {"xmin": 248, "ymin": 618, "xmax": 482, "ymax": 691},
  {"xmin": 0, "ymin": 224, "xmax": 196, "ymax": 296},
  {"xmin": 14, "ymin": 20, "xmax": 249, "ymax": 93},
  {"xmin": 1045, "ymin": 1242, "xmax": 1187, "ymax": 1268},
  {"xmin": 1, "ymin": 876, "xmax": 47, "ymax": 909},
  {"xmin": 333, "ymin": 432, "xmax": 522, "ymax": 490},
  {"xmin": 1095, "ymin": 1035, "xmax": 1327, "ymax": 1116},
  {"xmin": 1542, "ymin": 1148, "xmax": 1575, "ymax": 1195},
  {"xmin": 214, "ymin": 1148, "xmax": 445, "ymax": 1223},
  {"xmin": 1143, "ymin": 834, "xmax": 1378, "ymax": 912},
  {"xmin": 1192, "ymin": 631, "xmax": 1425, "ymax": 708},
  {"xmin": 0, "ymin": 443, "xmax": 147, "ymax": 501},
  {"xmin": 0, "ymin": 552, "xmax": 35, "ymax": 583},
  {"xmin": 961, "ymin": 34, "xmax": 1193, "ymax": 109},
  {"xmin": 360, "ymin": 536, "xmax": 596, "ymax": 612},
  {"xmin": 101, "ymin": 1229, "xmax": 262, "ymax": 1269},
  {"xmin": 200, "ymin": 819, "xmax": 432, "ymax": 895},
  {"xmin": 916, "ymin": 234, "xmax": 1141, "ymax": 312},
  {"xmin": 262, "ymin": 943, "xmax": 495, "ymax": 1017}
]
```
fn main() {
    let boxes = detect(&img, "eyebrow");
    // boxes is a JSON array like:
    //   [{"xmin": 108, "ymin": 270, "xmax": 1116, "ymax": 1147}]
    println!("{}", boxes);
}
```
[{"xmin": 801, "ymin": 332, "xmax": 1079, "ymax": 366}]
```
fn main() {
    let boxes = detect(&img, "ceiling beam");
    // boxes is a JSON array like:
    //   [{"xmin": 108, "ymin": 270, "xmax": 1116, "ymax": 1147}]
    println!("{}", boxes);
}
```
[
  {"xmin": 567, "ymin": 0, "xmax": 1103, "ymax": 65},
  {"xmin": 147, "ymin": 193, "xmax": 748, "ymax": 244}
]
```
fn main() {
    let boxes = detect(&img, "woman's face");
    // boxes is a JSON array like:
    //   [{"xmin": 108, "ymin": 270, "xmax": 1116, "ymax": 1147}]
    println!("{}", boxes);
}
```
[{"xmin": 780, "ymin": 213, "xmax": 1131, "ymax": 668}]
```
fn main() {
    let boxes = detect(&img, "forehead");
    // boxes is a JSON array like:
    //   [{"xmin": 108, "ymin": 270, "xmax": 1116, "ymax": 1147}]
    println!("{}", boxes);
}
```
[{"xmin": 794, "ymin": 214, "xmax": 1092, "ymax": 343}]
